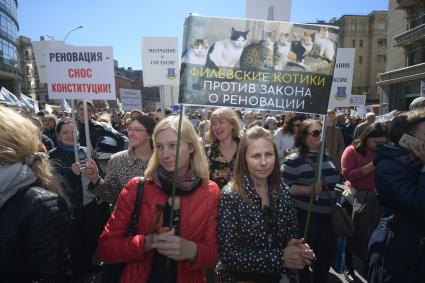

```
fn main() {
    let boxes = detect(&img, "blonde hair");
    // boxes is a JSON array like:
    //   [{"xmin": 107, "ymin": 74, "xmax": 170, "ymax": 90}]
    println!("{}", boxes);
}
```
[
  {"xmin": 144, "ymin": 115, "xmax": 210, "ymax": 182},
  {"xmin": 98, "ymin": 113, "xmax": 111, "ymax": 125},
  {"xmin": 208, "ymin": 108, "xmax": 240, "ymax": 141},
  {"xmin": 0, "ymin": 107, "xmax": 61, "ymax": 194}
]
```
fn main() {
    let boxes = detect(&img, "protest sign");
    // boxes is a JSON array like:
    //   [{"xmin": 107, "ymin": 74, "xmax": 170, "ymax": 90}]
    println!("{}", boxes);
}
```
[
  {"xmin": 141, "ymin": 37, "xmax": 179, "ymax": 87},
  {"xmin": 328, "ymin": 48, "xmax": 355, "ymax": 108},
  {"xmin": 32, "ymin": 40, "xmax": 66, "ymax": 83},
  {"xmin": 45, "ymin": 46, "xmax": 116, "ymax": 100},
  {"xmin": 120, "ymin": 88, "xmax": 142, "ymax": 111},
  {"xmin": 421, "ymin": 80, "xmax": 425, "ymax": 97},
  {"xmin": 178, "ymin": 15, "xmax": 339, "ymax": 115},
  {"xmin": 350, "ymin": 95, "xmax": 366, "ymax": 107}
]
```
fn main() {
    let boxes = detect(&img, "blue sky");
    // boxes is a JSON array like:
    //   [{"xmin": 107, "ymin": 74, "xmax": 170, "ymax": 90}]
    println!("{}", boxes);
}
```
[{"xmin": 19, "ymin": 0, "xmax": 388, "ymax": 69}]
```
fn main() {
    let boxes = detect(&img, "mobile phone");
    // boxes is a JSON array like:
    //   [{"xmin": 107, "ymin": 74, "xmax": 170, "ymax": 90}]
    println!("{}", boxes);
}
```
[{"xmin": 399, "ymin": 133, "xmax": 420, "ymax": 150}]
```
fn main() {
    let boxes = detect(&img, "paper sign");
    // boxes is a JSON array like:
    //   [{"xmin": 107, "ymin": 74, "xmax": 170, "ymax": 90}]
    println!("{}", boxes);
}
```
[{"xmin": 120, "ymin": 88, "xmax": 142, "ymax": 111}]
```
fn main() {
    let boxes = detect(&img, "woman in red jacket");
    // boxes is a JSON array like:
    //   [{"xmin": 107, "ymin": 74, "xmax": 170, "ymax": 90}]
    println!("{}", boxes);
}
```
[{"xmin": 98, "ymin": 115, "xmax": 220, "ymax": 283}]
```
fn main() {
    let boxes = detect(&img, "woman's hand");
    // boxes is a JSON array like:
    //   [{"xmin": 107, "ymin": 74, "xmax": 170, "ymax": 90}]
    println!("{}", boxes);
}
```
[
  {"xmin": 360, "ymin": 162, "xmax": 375, "ymax": 174},
  {"xmin": 283, "ymin": 238, "xmax": 314, "ymax": 270},
  {"xmin": 71, "ymin": 162, "xmax": 81, "ymax": 176},
  {"xmin": 84, "ymin": 159, "xmax": 100, "ymax": 184},
  {"xmin": 151, "ymin": 229, "xmax": 198, "ymax": 261}
]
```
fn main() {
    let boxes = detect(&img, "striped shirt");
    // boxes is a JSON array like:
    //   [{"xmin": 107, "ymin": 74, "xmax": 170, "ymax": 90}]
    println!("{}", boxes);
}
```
[{"xmin": 281, "ymin": 152, "xmax": 340, "ymax": 213}]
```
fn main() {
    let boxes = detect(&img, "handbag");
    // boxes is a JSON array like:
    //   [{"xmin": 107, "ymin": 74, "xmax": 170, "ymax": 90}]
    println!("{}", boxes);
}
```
[
  {"xmin": 325, "ymin": 189, "xmax": 354, "ymax": 237},
  {"xmin": 100, "ymin": 177, "xmax": 145, "ymax": 283},
  {"xmin": 304, "ymin": 157, "xmax": 354, "ymax": 237}
]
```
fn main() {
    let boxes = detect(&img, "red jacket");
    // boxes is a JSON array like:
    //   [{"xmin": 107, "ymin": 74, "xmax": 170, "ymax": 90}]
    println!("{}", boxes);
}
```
[
  {"xmin": 341, "ymin": 145, "xmax": 375, "ymax": 191},
  {"xmin": 98, "ymin": 177, "xmax": 220, "ymax": 283}
]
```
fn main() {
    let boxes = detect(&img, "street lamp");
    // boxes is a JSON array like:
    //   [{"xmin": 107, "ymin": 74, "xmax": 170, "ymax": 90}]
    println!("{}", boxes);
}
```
[{"xmin": 64, "ymin": 25, "xmax": 83, "ymax": 42}]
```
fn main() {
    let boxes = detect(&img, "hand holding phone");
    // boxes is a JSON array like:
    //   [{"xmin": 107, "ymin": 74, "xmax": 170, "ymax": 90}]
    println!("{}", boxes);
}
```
[{"xmin": 399, "ymin": 133, "xmax": 420, "ymax": 150}]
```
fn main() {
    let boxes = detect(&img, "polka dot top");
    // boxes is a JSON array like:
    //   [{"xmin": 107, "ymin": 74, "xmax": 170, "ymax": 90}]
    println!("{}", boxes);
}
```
[{"xmin": 216, "ymin": 175, "xmax": 299, "ymax": 283}]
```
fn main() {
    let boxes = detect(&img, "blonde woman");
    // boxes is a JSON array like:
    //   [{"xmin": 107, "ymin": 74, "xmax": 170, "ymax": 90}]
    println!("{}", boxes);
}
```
[
  {"xmin": 99, "ymin": 115, "xmax": 220, "ymax": 282},
  {"xmin": 0, "ymin": 107, "xmax": 71, "ymax": 282},
  {"xmin": 205, "ymin": 108, "xmax": 241, "ymax": 189}
]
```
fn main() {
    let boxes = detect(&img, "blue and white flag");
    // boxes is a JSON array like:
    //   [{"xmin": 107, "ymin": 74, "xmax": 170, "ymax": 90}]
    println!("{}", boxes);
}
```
[
  {"xmin": 0, "ymin": 87, "xmax": 21, "ymax": 106},
  {"xmin": 61, "ymin": 99, "xmax": 71, "ymax": 113},
  {"xmin": 116, "ymin": 98, "xmax": 123, "ymax": 113},
  {"xmin": 45, "ymin": 104, "xmax": 54, "ymax": 114},
  {"xmin": 20, "ymin": 93, "xmax": 40, "ymax": 112},
  {"xmin": 421, "ymin": 80, "xmax": 425, "ymax": 98}
]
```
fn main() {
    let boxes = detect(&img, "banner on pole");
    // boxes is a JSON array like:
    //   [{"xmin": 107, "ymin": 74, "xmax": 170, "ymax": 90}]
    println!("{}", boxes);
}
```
[
  {"xmin": 20, "ymin": 93, "xmax": 40, "ymax": 112},
  {"xmin": 120, "ymin": 88, "xmax": 142, "ymax": 111},
  {"xmin": 0, "ymin": 87, "xmax": 21, "ymax": 106},
  {"xmin": 141, "ymin": 37, "xmax": 179, "ymax": 87},
  {"xmin": 178, "ymin": 15, "xmax": 339, "ymax": 115},
  {"xmin": 45, "ymin": 46, "xmax": 116, "ymax": 100},
  {"xmin": 32, "ymin": 40, "xmax": 66, "ymax": 84},
  {"xmin": 350, "ymin": 95, "xmax": 366, "ymax": 107},
  {"xmin": 328, "ymin": 48, "xmax": 355, "ymax": 108}
]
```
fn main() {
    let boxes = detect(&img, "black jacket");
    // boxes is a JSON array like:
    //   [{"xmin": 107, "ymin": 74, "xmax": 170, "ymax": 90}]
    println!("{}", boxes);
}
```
[
  {"xmin": 78, "ymin": 120, "xmax": 128, "ymax": 153},
  {"xmin": 0, "ymin": 186, "xmax": 71, "ymax": 283},
  {"xmin": 49, "ymin": 147, "xmax": 86, "ymax": 211}
]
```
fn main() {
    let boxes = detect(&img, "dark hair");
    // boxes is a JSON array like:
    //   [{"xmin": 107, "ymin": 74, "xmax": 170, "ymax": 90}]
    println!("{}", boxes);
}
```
[
  {"xmin": 130, "ymin": 114, "xmax": 156, "ymax": 148},
  {"xmin": 388, "ymin": 109, "xmax": 425, "ymax": 147},
  {"xmin": 77, "ymin": 100, "xmax": 95, "ymax": 112},
  {"xmin": 231, "ymin": 126, "xmax": 281, "ymax": 201},
  {"xmin": 353, "ymin": 122, "xmax": 387, "ymax": 156},
  {"xmin": 294, "ymin": 119, "xmax": 322, "ymax": 157},
  {"xmin": 282, "ymin": 115, "xmax": 303, "ymax": 135},
  {"xmin": 56, "ymin": 117, "xmax": 74, "ymax": 134}
]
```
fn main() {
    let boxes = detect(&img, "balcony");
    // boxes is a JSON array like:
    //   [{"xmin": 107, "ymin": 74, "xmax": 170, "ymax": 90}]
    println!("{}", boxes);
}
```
[
  {"xmin": 377, "ymin": 62, "xmax": 425, "ymax": 85},
  {"xmin": 394, "ymin": 14, "xmax": 425, "ymax": 46},
  {"xmin": 396, "ymin": 0, "xmax": 422, "ymax": 9}
]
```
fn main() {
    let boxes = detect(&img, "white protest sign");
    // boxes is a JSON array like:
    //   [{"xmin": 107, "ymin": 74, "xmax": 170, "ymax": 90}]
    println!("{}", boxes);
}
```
[
  {"xmin": 375, "ymin": 110, "xmax": 397, "ymax": 123},
  {"xmin": 32, "ymin": 40, "xmax": 66, "ymax": 83},
  {"xmin": 328, "ymin": 48, "xmax": 355, "ymax": 108},
  {"xmin": 120, "ymin": 88, "xmax": 142, "ymax": 111},
  {"xmin": 141, "ymin": 37, "xmax": 179, "ymax": 87},
  {"xmin": 45, "ymin": 46, "xmax": 116, "ymax": 100},
  {"xmin": 350, "ymin": 95, "xmax": 367, "ymax": 107}
]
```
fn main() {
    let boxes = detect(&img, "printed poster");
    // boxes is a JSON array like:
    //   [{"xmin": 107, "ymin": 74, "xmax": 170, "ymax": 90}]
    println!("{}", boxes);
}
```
[
  {"xmin": 179, "ymin": 15, "xmax": 339, "ymax": 115},
  {"xmin": 120, "ymin": 88, "xmax": 142, "ymax": 111},
  {"xmin": 45, "ymin": 46, "xmax": 116, "ymax": 100},
  {"xmin": 328, "ymin": 48, "xmax": 355, "ymax": 108}
]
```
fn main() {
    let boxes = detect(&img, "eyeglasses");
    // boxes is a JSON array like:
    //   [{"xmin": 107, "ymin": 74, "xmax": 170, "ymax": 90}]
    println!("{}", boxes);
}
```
[
  {"xmin": 128, "ymin": 127, "xmax": 146, "ymax": 133},
  {"xmin": 308, "ymin": 130, "xmax": 322, "ymax": 137}
]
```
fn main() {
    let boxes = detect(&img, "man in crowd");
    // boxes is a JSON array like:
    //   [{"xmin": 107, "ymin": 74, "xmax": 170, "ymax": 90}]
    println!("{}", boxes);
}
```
[
  {"xmin": 353, "ymin": 112, "xmax": 375, "ymax": 139},
  {"xmin": 324, "ymin": 109, "xmax": 345, "ymax": 171}
]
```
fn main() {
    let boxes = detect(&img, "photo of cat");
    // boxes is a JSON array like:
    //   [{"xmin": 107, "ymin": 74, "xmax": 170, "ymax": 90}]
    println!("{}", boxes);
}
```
[
  {"xmin": 181, "ymin": 38, "xmax": 209, "ymax": 65},
  {"xmin": 273, "ymin": 32, "xmax": 291, "ymax": 70},
  {"xmin": 313, "ymin": 27, "xmax": 336, "ymax": 62},
  {"xmin": 288, "ymin": 31, "xmax": 314, "ymax": 68},
  {"xmin": 205, "ymin": 27, "xmax": 249, "ymax": 69},
  {"xmin": 239, "ymin": 31, "xmax": 275, "ymax": 70}
]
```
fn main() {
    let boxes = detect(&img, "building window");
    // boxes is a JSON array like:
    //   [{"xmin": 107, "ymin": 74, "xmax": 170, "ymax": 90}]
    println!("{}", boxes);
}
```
[
  {"xmin": 359, "ymin": 40, "xmax": 363, "ymax": 48},
  {"xmin": 376, "ymin": 21, "xmax": 386, "ymax": 30},
  {"xmin": 351, "ymin": 23, "xmax": 356, "ymax": 32},
  {"xmin": 408, "ymin": 50, "xmax": 418, "ymax": 66},
  {"xmin": 352, "ymin": 40, "xmax": 356, "ymax": 47},
  {"xmin": 267, "ymin": 6, "xmax": 274, "ymax": 21},
  {"xmin": 377, "ymin": 55, "xmax": 386, "ymax": 63},
  {"xmin": 359, "ymin": 56, "xmax": 363, "ymax": 64}
]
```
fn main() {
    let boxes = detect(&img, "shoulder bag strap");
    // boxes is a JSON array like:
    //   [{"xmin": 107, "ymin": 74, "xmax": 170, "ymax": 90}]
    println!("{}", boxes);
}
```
[{"xmin": 127, "ymin": 177, "xmax": 145, "ymax": 236}]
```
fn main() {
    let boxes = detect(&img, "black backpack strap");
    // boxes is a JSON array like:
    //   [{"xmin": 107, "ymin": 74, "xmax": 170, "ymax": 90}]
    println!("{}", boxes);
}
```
[{"xmin": 127, "ymin": 177, "xmax": 145, "ymax": 235}]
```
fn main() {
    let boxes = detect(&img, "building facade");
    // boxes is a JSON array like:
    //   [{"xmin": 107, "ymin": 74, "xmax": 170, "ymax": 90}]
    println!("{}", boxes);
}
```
[
  {"xmin": 336, "ymin": 11, "xmax": 388, "ymax": 105},
  {"xmin": 378, "ymin": 0, "xmax": 425, "ymax": 112},
  {"xmin": 0, "ymin": 0, "xmax": 20, "ymax": 94},
  {"xmin": 18, "ymin": 36, "xmax": 49, "ymax": 102},
  {"xmin": 245, "ymin": 0, "xmax": 291, "ymax": 22}
]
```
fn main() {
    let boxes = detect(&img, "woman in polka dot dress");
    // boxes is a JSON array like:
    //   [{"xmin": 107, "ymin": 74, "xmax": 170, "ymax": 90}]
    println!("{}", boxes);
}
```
[{"xmin": 217, "ymin": 126, "xmax": 314, "ymax": 283}]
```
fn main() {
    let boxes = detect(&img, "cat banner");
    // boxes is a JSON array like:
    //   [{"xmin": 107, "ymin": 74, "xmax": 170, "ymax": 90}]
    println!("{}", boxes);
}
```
[{"xmin": 179, "ymin": 15, "xmax": 339, "ymax": 115}]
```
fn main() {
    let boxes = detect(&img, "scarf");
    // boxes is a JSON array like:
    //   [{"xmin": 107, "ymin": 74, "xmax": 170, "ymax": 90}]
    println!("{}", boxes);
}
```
[
  {"xmin": 57, "ymin": 141, "xmax": 79, "ymax": 153},
  {"xmin": 152, "ymin": 165, "xmax": 202, "ymax": 196},
  {"xmin": 0, "ymin": 163, "xmax": 37, "ymax": 208}
]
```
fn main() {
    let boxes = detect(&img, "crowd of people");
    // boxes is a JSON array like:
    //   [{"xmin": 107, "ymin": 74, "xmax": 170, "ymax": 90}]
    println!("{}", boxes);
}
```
[{"xmin": 0, "ymin": 97, "xmax": 424, "ymax": 283}]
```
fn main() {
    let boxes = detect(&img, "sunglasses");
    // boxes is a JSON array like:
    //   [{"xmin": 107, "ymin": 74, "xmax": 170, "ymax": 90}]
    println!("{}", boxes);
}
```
[{"xmin": 308, "ymin": 130, "xmax": 322, "ymax": 137}]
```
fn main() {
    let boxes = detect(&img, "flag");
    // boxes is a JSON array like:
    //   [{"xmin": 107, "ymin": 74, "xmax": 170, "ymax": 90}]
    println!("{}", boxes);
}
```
[
  {"xmin": 116, "ymin": 98, "xmax": 122, "ymax": 113},
  {"xmin": 60, "ymin": 99, "xmax": 71, "ymax": 113},
  {"xmin": 45, "ymin": 104, "xmax": 53, "ymax": 114},
  {"xmin": 0, "ymin": 87, "xmax": 21, "ymax": 106},
  {"xmin": 421, "ymin": 80, "xmax": 425, "ymax": 97},
  {"xmin": 20, "ymin": 93, "xmax": 40, "ymax": 112},
  {"xmin": 104, "ymin": 99, "xmax": 110, "ymax": 111}
]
